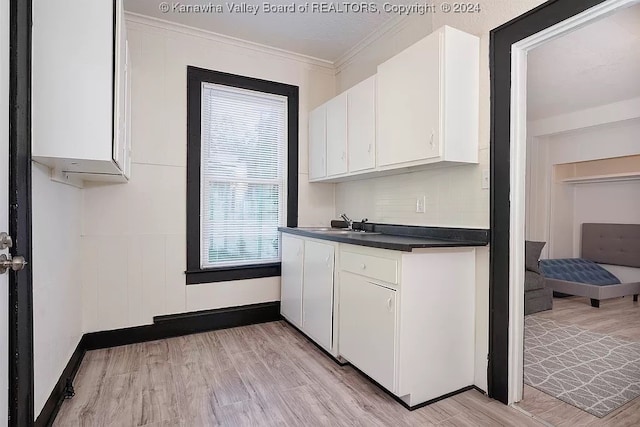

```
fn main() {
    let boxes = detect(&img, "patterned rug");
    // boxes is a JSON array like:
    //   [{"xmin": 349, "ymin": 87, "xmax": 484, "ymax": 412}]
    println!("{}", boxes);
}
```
[{"xmin": 524, "ymin": 316, "xmax": 640, "ymax": 417}]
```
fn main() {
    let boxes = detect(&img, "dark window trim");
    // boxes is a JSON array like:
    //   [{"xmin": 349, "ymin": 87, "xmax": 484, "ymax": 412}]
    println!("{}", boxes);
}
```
[
  {"xmin": 186, "ymin": 66, "xmax": 298, "ymax": 285},
  {"xmin": 488, "ymin": 0, "xmax": 607, "ymax": 404}
]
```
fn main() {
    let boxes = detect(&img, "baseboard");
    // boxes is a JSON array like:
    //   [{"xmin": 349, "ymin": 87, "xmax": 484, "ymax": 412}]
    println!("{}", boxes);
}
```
[
  {"xmin": 36, "ymin": 301, "xmax": 282, "ymax": 425},
  {"xmin": 282, "ymin": 318, "xmax": 481, "ymax": 411},
  {"xmin": 280, "ymin": 318, "xmax": 348, "ymax": 366},
  {"xmin": 34, "ymin": 337, "xmax": 86, "ymax": 427},
  {"xmin": 84, "ymin": 301, "xmax": 281, "ymax": 350},
  {"xmin": 347, "ymin": 361, "xmax": 479, "ymax": 411}
]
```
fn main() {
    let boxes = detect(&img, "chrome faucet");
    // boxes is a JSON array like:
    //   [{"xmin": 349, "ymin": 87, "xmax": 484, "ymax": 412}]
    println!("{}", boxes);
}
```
[{"xmin": 340, "ymin": 213, "xmax": 353, "ymax": 230}]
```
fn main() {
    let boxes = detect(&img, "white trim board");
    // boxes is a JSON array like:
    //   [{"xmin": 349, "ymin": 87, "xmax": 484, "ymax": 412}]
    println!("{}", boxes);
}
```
[
  {"xmin": 529, "ymin": 96, "xmax": 640, "ymax": 137},
  {"xmin": 508, "ymin": 0, "xmax": 640, "ymax": 405}
]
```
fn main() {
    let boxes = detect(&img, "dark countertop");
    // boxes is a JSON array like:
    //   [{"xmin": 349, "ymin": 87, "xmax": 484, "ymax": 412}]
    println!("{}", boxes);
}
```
[{"xmin": 278, "ymin": 224, "xmax": 489, "ymax": 252}]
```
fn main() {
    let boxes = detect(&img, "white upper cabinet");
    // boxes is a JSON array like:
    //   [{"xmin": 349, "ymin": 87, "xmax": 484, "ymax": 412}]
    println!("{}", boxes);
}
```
[
  {"xmin": 308, "ymin": 26, "xmax": 479, "ymax": 183},
  {"xmin": 347, "ymin": 76, "xmax": 376, "ymax": 173},
  {"xmin": 377, "ymin": 31, "xmax": 440, "ymax": 166},
  {"xmin": 325, "ymin": 92, "xmax": 348, "ymax": 177},
  {"xmin": 32, "ymin": 0, "xmax": 131, "ymax": 184},
  {"xmin": 377, "ymin": 26, "xmax": 479, "ymax": 168},
  {"xmin": 308, "ymin": 105, "xmax": 327, "ymax": 181}
]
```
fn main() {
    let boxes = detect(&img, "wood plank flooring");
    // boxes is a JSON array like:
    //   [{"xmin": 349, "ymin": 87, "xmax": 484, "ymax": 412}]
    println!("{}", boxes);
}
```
[
  {"xmin": 54, "ymin": 321, "xmax": 543, "ymax": 427},
  {"xmin": 517, "ymin": 296, "xmax": 640, "ymax": 426}
]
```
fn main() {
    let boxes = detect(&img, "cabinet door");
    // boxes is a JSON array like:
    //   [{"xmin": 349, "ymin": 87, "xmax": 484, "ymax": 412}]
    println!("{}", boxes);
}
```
[
  {"xmin": 113, "ymin": 0, "xmax": 127, "ymax": 171},
  {"xmin": 308, "ymin": 105, "xmax": 326, "ymax": 180},
  {"xmin": 347, "ymin": 76, "xmax": 376, "ymax": 172},
  {"xmin": 302, "ymin": 241, "xmax": 335, "ymax": 351},
  {"xmin": 123, "ymin": 39, "xmax": 132, "ymax": 178},
  {"xmin": 339, "ymin": 272, "xmax": 397, "ymax": 391},
  {"xmin": 281, "ymin": 235, "xmax": 304, "ymax": 328},
  {"xmin": 326, "ymin": 92, "xmax": 348, "ymax": 176},
  {"xmin": 377, "ymin": 30, "xmax": 441, "ymax": 167}
]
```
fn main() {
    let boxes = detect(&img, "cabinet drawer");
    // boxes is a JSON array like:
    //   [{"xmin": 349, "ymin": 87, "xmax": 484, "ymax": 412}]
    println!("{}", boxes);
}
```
[{"xmin": 340, "ymin": 251, "xmax": 398, "ymax": 284}]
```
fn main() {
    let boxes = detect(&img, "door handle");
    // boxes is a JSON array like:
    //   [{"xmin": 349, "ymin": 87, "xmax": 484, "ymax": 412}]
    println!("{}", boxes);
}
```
[
  {"xmin": 0, "ymin": 254, "xmax": 27, "ymax": 274},
  {"xmin": 387, "ymin": 297, "xmax": 393, "ymax": 312},
  {"xmin": 0, "ymin": 232, "xmax": 12, "ymax": 250}
]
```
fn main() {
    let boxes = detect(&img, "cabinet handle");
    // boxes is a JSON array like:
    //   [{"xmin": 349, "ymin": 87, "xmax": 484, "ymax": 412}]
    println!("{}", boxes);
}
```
[
  {"xmin": 367, "ymin": 144, "xmax": 372, "ymax": 154},
  {"xmin": 387, "ymin": 297, "xmax": 393, "ymax": 311},
  {"xmin": 360, "ymin": 263, "xmax": 366, "ymax": 270},
  {"xmin": 341, "ymin": 151, "xmax": 345, "ymax": 160},
  {"xmin": 429, "ymin": 130, "xmax": 435, "ymax": 148}
]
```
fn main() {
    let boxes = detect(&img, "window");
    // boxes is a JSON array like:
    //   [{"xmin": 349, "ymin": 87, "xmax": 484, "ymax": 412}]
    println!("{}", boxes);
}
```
[{"xmin": 186, "ymin": 67, "xmax": 298, "ymax": 284}]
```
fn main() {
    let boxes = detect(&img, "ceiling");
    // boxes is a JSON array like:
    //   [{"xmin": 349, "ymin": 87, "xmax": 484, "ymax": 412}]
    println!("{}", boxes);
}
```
[
  {"xmin": 527, "ymin": 3, "xmax": 640, "ymax": 121},
  {"xmin": 124, "ymin": 0, "xmax": 412, "ymax": 62}
]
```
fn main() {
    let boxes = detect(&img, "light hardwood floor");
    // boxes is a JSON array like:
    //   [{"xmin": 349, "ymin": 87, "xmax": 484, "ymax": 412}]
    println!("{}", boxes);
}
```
[
  {"xmin": 518, "ymin": 295, "xmax": 640, "ymax": 426},
  {"xmin": 54, "ymin": 321, "xmax": 544, "ymax": 427}
]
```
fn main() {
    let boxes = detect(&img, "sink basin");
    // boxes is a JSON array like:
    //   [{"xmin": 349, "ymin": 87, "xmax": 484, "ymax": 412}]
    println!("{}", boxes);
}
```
[{"xmin": 306, "ymin": 228, "xmax": 381, "ymax": 236}]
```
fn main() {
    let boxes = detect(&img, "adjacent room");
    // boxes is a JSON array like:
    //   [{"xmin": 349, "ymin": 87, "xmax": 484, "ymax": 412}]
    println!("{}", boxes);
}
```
[{"xmin": 519, "ymin": 4, "xmax": 640, "ymax": 424}]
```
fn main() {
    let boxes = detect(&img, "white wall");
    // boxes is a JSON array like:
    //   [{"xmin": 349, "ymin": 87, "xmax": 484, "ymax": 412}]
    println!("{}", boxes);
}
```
[
  {"xmin": 333, "ymin": 0, "xmax": 547, "ymax": 393},
  {"xmin": 573, "ymin": 180, "xmax": 640, "ymax": 252},
  {"xmin": 526, "ymin": 119, "xmax": 640, "ymax": 259},
  {"xmin": 32, "ymin": 163, "xmax": 83, "ymax": 415},
  {"xmin": 335, "ymin": 14, "xmax": 433, "ymax": 92},
  {"xmin": 81, "ymin": 16, "xmax": 337, "ymax": 332}
]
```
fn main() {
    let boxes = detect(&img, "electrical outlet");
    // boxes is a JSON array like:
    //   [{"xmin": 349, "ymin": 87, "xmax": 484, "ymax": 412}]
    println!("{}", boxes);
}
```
[
  {"xmin": 415, "ymin": 195, "xmax": 426, "ymax": 213},
  {"xmin": 482, "ymin": 169, "xmax": 490, "ymax": 189}
]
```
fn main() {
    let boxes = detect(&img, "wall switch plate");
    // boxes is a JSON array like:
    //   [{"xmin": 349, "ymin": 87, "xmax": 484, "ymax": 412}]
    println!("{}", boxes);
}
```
[
  {"xmin": 416, "ymin": 195, "xmax": 426, "ymax": 213},
  {"xmin": 482, "ymin": 169, "xmax": 490, "ymax": 189}
]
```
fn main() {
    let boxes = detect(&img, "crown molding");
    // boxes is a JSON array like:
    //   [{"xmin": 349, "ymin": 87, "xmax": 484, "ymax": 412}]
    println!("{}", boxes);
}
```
[
  {"xmin": 125, "ymin": 12, "xmax": 418, "ymax": 77},
  {"xmin": 333, "ymin": 15, "xmax": 411, "ymax": 73},
  {"xmin": 124, "ymin": 12, "xmax": 335, "ymax": 72}
]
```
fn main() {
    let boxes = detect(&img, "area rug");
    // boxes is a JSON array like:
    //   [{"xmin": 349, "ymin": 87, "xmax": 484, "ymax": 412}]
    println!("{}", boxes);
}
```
[{"xmin": 524, "ymin": 316, "xmax": 640, "ymax": 417}]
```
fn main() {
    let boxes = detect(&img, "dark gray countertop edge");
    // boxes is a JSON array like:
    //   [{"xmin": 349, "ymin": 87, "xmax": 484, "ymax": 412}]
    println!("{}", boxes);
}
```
[
  {"xmin": 278, "ymin": 224, "xmax": 489, "ymax": 252},
  {"xmin": 330, "ymin": 220, "xmax": 489, "ymax": 242}
]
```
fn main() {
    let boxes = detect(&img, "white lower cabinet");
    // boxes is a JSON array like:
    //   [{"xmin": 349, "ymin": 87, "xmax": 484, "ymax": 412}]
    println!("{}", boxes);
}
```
[
  {"xmin": 338, "ymin": 244, "xmax": 476, "ymax": 407},
  {"xmin": 302, "ymin": 241, "xmax": 335, "ymax": 351},
  {"xmin": 339, "ymin": 272, "xmax": 397, "ymax": 392},
  {"xmin": 280, "ymin": 235, "xmax": 304, "ymax": 328},
  {"xmin": 280, "ymin": 234, "xmax": 338, "ymax": 355},
  {"xmin": 281, "ymin": 232, "xmax": 477, "ymax": 407}
]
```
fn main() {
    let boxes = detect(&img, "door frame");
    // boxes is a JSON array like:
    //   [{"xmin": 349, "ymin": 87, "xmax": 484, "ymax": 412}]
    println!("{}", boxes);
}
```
[
  {"xmin": 487, "ymin": 0, "xmax": 636, "ymax": 405},
  {"xmin": 8, "ymin": 0, "xmax": 34, "ymax": 424}
]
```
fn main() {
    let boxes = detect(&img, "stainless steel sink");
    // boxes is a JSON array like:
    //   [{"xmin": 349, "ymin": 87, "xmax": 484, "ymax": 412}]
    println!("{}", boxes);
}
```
[{"xmin": 301, "ymin": 227, "xmax": 381, "ymax": 236}]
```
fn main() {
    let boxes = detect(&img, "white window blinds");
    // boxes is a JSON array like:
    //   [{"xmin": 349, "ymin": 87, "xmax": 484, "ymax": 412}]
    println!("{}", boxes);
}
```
[{"xmin": 200, "ymin": 83, "xmax": 287, "ymax": 268}]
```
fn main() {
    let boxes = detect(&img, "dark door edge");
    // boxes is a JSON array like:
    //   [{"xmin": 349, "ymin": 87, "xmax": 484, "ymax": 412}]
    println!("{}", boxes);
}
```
[{"xmin": 9, "ymin": 0, "xmax": 35, "ymax": 425}]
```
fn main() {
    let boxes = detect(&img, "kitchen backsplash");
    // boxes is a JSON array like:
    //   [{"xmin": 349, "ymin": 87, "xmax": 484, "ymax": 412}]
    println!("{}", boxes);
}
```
[{"xmin": 335, "ymin": 148, "xmax": 489, "ymax": 228}]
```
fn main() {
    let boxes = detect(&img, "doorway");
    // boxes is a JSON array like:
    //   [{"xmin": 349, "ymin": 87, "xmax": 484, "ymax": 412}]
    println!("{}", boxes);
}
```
[{"xmin": 488, "ymin": 0, "xmax": 638, "ymax": 406}]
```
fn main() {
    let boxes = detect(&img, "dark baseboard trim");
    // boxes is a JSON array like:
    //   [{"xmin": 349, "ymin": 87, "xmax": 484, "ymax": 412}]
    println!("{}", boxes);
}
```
[
  {"xmin": 280, "ymin": 318, "xmax": 348, "ymax": 366},
  {"xmin": 348, "ymin": 362, "xmax": 478, "ymax": 411},
  {"xmin": 84, "ymin": 301, "xmax": 281, "ymax": 350},
  {"xmin": 34, "ymin": 338, "xmax": 87, "ymax": 427},
  {"xmin": 36, "ymin": 301, "xmax": 282, "ymax": 425},
  {"xmin": 405, "ymin": 385, "xmax": 479, "ymax": 411},
  {"xmin": 281, "ymin": 319, "xmax": 484, "ymax": 412}
]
